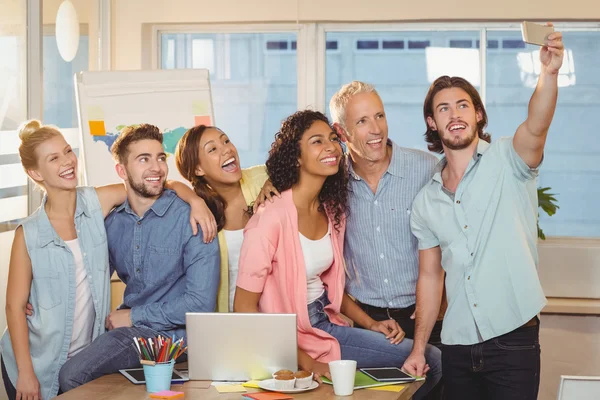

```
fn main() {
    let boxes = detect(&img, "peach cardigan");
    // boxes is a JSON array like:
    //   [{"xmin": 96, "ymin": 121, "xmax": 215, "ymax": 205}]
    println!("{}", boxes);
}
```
[{"xmin": 236, "ymin": 189, "xmax": 348, "ymax": 362}]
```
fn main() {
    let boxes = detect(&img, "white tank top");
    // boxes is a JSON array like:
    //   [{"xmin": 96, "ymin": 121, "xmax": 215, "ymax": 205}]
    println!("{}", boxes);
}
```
[
  {"xmin": 299, "ymin": 224, "xmax": 334, "ymax": 304},
  {"xmin": 65, "ymin": 239, "xmax": 96, "ymax": 358},
  {"xmin": 223, "ymin": 229, "xmax": 245, "ymax": 312}
]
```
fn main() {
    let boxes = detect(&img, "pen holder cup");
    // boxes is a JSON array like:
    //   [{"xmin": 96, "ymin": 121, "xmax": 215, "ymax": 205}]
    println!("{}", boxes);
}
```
[{"xmin": 143, "ymin": 360, "xmax": 175, "ymax": 393}]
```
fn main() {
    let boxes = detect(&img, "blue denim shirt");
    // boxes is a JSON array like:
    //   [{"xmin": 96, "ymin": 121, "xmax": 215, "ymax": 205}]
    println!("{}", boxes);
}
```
[
  {"xmin": 0, "ymin": 187, "xmax": 111, "ymax": 400},
  {"xmin": 105, "ymin": 189, "xmax": 220, "ymax": 340}
]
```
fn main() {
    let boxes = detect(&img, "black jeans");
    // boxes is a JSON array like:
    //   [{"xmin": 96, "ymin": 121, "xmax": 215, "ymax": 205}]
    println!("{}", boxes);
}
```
[
  {"xmin": 442, "ymin": 320, "xmax": 541, "ymax": 400},
  {"xmin": 1, "ymin": 357, "xmax": 16, "ymax": 400},
  {"xmin": 356, "ymin": 301, "xmax": 444, "ymax": 349}
]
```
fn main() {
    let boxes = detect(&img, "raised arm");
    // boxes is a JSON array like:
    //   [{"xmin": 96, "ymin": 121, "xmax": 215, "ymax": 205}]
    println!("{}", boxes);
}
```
[
  {"xmin": 95, "ymin": 184, "xmax": 127, "ymax": 217},
  {"xmin": 5, "ymin": 227, "xmax": 41, "ymax": 399},
  {"xmin": 403, "ymin": 246, "xmax": 444, "ymax": 377},
  {"xmin": 513, "ymin": 25, "xmax": 564, "ymax": 168},
  {"xmin": 128, "ymin": 235, "xmax": 220, "ymax": 331},
  {"xmin": 166, "ymin": 180, "xmax": 217, "ymax": 242},
  {"xmin": 95, "ymin": 181, "xmax": 217, "ymax": 241}
]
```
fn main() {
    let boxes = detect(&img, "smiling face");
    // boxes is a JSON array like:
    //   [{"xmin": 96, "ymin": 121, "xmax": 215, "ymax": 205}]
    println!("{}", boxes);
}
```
[
  {"xmin": 339, "ymin": 91, "xmax": 388, "ymax": 163},
  {"xmin": 116, "ymin": 139, "xmax": 168, "ymax": 198},
  {"xmin": 27, "ymin": 134, "xmax": 78, "ymax": 190},
  {"xmin": 427, "ymin": 87, "xmax": 483, "ymax": 152},
  {"xmin": 194, "ymin": 128, "xmax": 242, "ymax": 186},
  {"xmin": 298, "ymin": 120, "xmax": 343, "ymax": 179}
]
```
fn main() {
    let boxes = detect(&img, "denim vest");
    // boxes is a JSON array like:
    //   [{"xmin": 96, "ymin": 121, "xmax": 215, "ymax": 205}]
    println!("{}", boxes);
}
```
[{"xmin": 0, "ymin": 187, "xmax": 111, "ymax": 399}]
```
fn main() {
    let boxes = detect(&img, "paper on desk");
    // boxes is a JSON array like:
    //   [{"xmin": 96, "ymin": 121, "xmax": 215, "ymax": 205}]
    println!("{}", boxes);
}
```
[
  {"xmin": 366, "ymin": 384, "xmax": 407, "ymax": 392},
  {"xmin": 185, "ymin": 380, "xmax": 211, "ymax": 389},
  {"xmin": 242, "ymin": 380, "xmax": 261, "ymax": 388},
  {"xmin": 214, "ymin": 384, "xmax": 247, "ymax": 393}
]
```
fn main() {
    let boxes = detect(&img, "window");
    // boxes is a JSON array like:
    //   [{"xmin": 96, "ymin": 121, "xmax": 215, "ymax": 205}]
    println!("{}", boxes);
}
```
[
  {"xmin": 154, "ymin": 23, "xmax": 600, "ymax": 239},
  {"xmin": 486, "ymin": 30, "xmax": 600, "ymax": 237},
  {"xmin": 160, "ymin": 31, "xmax": 298, "ymax": 167},
  {"xmin": 43, "ymin": 26, "xmax": 89, "ymax": 129},
  {"xmin": 325, "ymin": 30, "xmax": 480, "ymax": 151}
]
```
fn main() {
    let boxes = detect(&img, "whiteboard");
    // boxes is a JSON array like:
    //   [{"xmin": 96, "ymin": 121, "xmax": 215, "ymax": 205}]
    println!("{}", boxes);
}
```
[{"xmin": 75, "ymin": 69, "xmax": 214, "ymax": 187}]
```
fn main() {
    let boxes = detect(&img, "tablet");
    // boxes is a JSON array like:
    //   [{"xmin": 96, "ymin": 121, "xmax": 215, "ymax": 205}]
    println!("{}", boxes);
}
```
[
  {"xmin": 119, "ymin": 368, "xmax": 189, "ymax": 385},
  {"xmin": 359, "ymin": 367, "xmax": 416, "ymax": 382}
]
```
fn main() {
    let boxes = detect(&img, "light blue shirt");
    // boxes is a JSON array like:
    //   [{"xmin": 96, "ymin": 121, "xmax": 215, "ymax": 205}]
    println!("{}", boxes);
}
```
[
  {"xmin": 411, "ymin": 137, "xmax": 547, "ymax": 345},
  {"xmin": 344, "ymin": 140, "xmax": 438, "ymax": 308},
  {"xmin": 106, "ymin": 189, "xmax": 220, "ymax": 341},
  {"xmin": 0, "ymin": 187, "xmax": 111, "ymax": 400}
]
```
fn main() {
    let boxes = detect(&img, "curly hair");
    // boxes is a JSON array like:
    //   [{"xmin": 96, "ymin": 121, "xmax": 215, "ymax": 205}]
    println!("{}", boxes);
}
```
[
  {"xmin": 423, "ymin": 76, "xmax": 491, "ymax": 153},
  {"xmin": 266, "ymin": 110, "xmax": 348, "ymax": 231}
]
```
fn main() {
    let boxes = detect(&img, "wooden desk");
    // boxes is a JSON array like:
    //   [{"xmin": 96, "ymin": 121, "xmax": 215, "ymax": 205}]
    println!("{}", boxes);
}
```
[{"xmin": 55, "ymin": 373, "xmax": 424, "ymax": 400}]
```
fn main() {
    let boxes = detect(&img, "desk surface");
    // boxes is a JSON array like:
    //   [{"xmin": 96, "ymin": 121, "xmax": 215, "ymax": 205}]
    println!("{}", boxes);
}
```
[{"xmin": 55, "ymin": 373, "xmax": 424, "ymax": 400}]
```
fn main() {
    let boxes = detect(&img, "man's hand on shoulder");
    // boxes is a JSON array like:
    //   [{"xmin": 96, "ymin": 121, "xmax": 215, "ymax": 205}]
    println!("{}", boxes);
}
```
[{"xmin": 105, "ymin": 309, "xmax": 132, "ymax": 330}]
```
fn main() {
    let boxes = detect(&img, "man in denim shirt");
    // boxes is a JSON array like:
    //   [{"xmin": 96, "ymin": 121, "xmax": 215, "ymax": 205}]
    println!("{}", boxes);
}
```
[{"xmin": 59, "ymin": 124, "xmax": 220, "ymax": 392}]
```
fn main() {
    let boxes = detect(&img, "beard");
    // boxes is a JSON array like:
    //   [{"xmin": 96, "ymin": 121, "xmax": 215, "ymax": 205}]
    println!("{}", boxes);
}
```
[
  {"xmin": 127, "ymin": 175, "xmax": 165, "ymax": 198},
  {"xmin": 440, "ymin": 127, "xmax": 478, "ymax": 151}
]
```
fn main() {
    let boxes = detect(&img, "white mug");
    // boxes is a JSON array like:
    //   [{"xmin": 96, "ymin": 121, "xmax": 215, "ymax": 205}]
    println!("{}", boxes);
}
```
[{"xmin": 328, "ymin": 360, "xmax": 357, "ymax": 396}]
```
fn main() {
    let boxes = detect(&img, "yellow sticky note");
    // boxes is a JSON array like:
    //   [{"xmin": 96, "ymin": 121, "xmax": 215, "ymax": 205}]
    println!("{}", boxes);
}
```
[
  {"xmin": 367, "ymin": 384, "xmax": 406, "ymax": 392},
  {"xmin": 214, "ymin": 384, "xmax": 246, "ymax": 393},
  {"xmin": 242, "ymin": 380, "xmax": 261, "ymax": 389},
  {"xmin": 88, "ymin": 120, "xmax": 106, "ymax": 136},
  {"xmin": 88, "ymin": 105, "xmax": 104, "ymax": 121},
  {"xmin": 192, "ymin": 100, "xmax": 210, "ymax": 116}
]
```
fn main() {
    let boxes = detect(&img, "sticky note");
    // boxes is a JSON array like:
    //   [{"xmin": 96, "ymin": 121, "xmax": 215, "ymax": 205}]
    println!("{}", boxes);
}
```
[
  {"xmin": 88, "ymin": 120, "xmax": 106, "ymax": 136},
  {"xmin": 87, "ymin": 105, "xmax": 104, "ymax": 121},
  {"xmin": 366, "ymin": 384, "xmax": 406, "ymax": 392},
  {"xmin": 194, "ymin": 115, "xmax": 212, "ymax": 127},
  {"xmin": 214, "ymin": 384, "xmax": 246, "ymax": 393},
  {"xmin": 242, "ymin": 380, "xmax": 261, "ymax": 388},
  {"xmin": 192, "ymin": 100, "xmax": 210, "ymax": 116},
  {"xmin": 149, "ymin": 390, "xmax": 184, "ymax": 399}
]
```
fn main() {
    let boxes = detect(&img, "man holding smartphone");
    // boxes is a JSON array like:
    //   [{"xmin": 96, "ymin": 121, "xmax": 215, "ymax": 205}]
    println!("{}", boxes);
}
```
[{"xmin": 403, "ymin": 23, "xmax": 564, "ymax": 400}]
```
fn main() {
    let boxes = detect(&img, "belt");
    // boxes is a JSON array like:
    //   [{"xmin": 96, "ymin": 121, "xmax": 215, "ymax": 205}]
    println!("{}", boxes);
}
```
[
  {"xmin": 521, "ymin": 316, "xmax": 539, "ymax": 329},
  {"xmin": 356, "ymin": 300, "xmax": 416, "ymax": 318}
]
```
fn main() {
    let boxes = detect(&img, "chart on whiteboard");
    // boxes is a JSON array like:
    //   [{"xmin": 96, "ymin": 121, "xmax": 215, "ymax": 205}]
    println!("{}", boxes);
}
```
[{"xmin": 75, "ymin": 69, "xmax": 214, "ymax": 187}]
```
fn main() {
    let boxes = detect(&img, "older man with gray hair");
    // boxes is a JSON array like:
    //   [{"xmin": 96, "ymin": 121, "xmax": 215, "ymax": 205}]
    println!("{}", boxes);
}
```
[{"xmin": 329, "ymin": 81, "xmax": 444, "ymax": 350}]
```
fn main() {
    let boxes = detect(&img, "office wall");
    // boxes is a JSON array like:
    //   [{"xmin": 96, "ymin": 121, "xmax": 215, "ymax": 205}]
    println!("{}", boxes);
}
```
[{"xmin": 112, "ymin": 0, "xmax": 600, "ymax": 70}]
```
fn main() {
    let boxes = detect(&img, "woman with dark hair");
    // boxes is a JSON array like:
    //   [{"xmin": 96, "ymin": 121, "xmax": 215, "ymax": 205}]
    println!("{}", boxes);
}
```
[
  {"xmin": 175, "ymin": 125, "xmax": 277, "ymax": 312},
  {"xmin": 234, "ymin": 110, "xmax": 441, "ymax": 399}
]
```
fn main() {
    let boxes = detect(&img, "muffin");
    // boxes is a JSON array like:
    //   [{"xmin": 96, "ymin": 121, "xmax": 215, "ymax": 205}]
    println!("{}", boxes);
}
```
[
  {"xmin": 273, "ymin": 369, "xmax": 294, "ymax": 377},
  {"xmin": 274, "ymin": 374, "xmax": 296, "ymax": 390},
  {"xmin": 294, "ymin": 370, "xmax": 314, "ymax": 389}
]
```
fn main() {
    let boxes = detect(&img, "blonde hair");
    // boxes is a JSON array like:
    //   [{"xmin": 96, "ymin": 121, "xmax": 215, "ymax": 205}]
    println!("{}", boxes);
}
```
[
  {"xmin": 18, "ymin": 119, "xmax": 63, "ymax": 172},
  {"xmin": 329, "ymin": 81, "xmax": 379, "ymax": 129}
]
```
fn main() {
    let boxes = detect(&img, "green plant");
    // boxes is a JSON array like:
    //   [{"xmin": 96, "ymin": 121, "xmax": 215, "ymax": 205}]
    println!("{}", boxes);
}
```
[{"xmin": 537, "ymin": 187, "xmax": 559, "ymax": 240}]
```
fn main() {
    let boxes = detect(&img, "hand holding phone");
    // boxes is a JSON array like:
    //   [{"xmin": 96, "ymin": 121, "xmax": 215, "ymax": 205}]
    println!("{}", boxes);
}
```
[{"xmin": 521, "ymin": 21, "xmax": 555, "ymax": 46}]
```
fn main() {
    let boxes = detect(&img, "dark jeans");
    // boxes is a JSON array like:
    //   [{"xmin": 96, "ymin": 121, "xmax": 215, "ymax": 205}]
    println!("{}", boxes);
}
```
[
  {"xmin": 356, "ymin": 301, "xmax": 444, "ymax": 400},
  {"xmin": 1, "ymin": 357, "xmax": 16, "ymax": 400},
  {"xmin": 356, "ymin": 301, "xmax": 443, "ymax": 349},
  {"xmin": 442, "ymin": 320, "xmax": 541, "ymax": 400}
]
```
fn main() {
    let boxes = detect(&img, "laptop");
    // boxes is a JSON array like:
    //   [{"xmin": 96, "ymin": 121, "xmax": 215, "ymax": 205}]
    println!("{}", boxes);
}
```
[{"xmin": 186, "ymin": 312, "xmax": 298, "ymax": 381}]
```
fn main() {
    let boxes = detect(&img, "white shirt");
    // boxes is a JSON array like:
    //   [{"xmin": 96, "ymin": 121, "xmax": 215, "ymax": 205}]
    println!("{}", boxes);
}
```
[
  {"xmin": 223, "ymin": 229, "xmax": 245, "ymax": 312},
  {"xmin": 299, "ymin": 224, "xmax": 334, "ymax": 304},
  {"xmin": 65, "ymin": 239, "xmax": 95, "ymax": 358}
]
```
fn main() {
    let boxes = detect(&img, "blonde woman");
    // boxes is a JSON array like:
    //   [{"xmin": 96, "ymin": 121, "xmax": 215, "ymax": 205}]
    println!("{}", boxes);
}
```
[{"xmin": 0, "ymin": 120, "xmax": 213, "ymax": 400}]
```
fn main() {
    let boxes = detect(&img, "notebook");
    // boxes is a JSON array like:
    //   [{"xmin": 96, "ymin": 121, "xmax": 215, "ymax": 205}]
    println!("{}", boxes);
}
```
[{"xmin": 321, "ymin": 370, "xmax": 423, "ymax": 389}]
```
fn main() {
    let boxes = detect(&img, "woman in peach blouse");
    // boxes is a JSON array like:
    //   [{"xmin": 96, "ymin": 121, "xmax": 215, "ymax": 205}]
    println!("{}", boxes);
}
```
[{"xmin": 234, "ymin": 110, "xmax": 441, "ymax": 399}]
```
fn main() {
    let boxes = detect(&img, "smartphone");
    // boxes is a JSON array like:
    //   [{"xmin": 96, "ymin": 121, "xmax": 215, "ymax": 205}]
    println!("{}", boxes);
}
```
[
  {"xmin": 360, "ymin": 367, "xmax": 416, "ymax": 382},
  {"xmin": 521, "ymin": 21, "xmax": 554, "ymax": 46}
]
